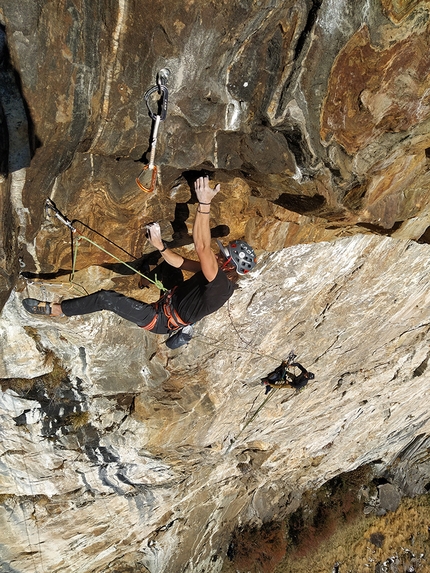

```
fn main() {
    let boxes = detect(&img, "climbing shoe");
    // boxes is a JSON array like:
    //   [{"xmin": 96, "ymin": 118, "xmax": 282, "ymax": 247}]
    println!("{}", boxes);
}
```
[
  {"xmin": 165, "ymin": 324, "xmax": 193, "ymax": 349},
  {"xmin": 22, "ymin": 298, "xmax": 52, "ymax": 316}
]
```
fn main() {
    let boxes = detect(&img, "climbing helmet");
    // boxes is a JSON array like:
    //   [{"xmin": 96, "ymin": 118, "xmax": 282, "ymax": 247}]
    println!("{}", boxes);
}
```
[{"xmin": 219, "ymin": 239, "xmax": 257, "ymax": 275}]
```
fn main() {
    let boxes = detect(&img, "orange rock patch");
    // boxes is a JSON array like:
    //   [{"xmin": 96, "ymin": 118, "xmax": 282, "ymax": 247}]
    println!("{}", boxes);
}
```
[{"xmin": 321, "ymin": 25, "xmax": 430, "ymax": 154}]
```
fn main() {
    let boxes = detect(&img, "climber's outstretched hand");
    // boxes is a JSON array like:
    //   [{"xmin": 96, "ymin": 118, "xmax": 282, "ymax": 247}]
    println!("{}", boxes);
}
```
[{"xmin": 194, "ymin": 176, "xmax": 220, "ymax": 205}]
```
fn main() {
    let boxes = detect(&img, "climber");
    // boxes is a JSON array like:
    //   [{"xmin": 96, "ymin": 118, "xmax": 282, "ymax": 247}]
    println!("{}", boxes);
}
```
[
  {"xmin": 22, "ymin": 176, "xmax": 257, "ymax": 349},
  {"xmin": 261, "ymin": 361, "xmax": 315, "ymax": 394}
]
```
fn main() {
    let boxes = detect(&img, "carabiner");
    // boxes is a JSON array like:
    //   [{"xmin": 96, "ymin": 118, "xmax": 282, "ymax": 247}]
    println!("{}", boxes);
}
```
[
  {"xmin": 144, "ymin": 84, "xmax": 169, "ymax": 121},
  {"xmin": 45, "ymin": 198, "xmax": 77, "ymax": 232}
]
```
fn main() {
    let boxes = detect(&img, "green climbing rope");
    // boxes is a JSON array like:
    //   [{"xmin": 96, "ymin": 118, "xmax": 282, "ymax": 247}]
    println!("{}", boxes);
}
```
[
  {"xmin": 72, "ymin": 233, "xmax": 166, "ymax": 292},
  {"xmin": 230, "ymin": 387, "xmax": 280, "ymax": 445},
  {"xmin": 68, "ymin": 237, "xmax": 89, "ymax": 295},
  {"xmin": 45, "ymin": 198, "xmax": 166, "ymax": 292},
  {"xmin": 226, "ymin": 351, "xmax": 299, "ymax": 452}
]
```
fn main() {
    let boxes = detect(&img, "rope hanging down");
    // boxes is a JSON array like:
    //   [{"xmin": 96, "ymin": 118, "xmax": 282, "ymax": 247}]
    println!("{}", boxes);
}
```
[
  {"xmin": 45, "ymin": 199, "xmax": 166, "ymax": 291},
  {"xmin": 225, "ymin": 350, "xmax": 298, "ymax": 452}
]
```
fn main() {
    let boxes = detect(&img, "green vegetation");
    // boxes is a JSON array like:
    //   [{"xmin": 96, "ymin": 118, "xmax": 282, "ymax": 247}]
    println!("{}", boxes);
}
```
[
  {"xmin": 66, "ymin": 410, "xmax": 90, "ymax": 429},
  {"xmin": 284, "ymin": 466, "xmax": 372, "ymax": 560},
  {"xmin": 1, "ymin": 353, "xmax": 69, "ymax": 396},
  {"xmin": 3, "ymin": 327, "xmax": 69, "ymax": 397},
  {"xmin": 1, "ymin": 332, "xmax": 90, "ymax": 432}
]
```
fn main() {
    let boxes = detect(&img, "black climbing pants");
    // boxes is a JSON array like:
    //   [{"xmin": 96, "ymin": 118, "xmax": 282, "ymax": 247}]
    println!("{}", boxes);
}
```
[{"xmin": 60, "ymin": 290, "xmax": 170, "ymax": 333}]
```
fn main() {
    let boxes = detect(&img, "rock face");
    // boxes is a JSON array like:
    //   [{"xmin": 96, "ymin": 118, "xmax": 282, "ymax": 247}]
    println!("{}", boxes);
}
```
[
  {"xmin": 1, "ymin": 0, "xmax": 430, "ymax": 571},
  {"xmin": 1, "ymin": 1, "xmax": 430, "ymax": 283},
  {"xmin": 2, "ymin": 235, "xmax": 430, "ymax": 572}
]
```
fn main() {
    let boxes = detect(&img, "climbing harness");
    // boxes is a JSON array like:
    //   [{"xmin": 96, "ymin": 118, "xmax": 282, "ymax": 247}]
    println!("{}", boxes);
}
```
[
  {"xmin": 136, "ymin": 69, "xmax": 170, "ymax": 193},
  {"xmin": 140, "ymin": 286, "xmax": 190, "ymax": 332},
  {"xmin": 226, "ymin": 350, "xmax": 298, "ymax": 452},
  {"xmin": 45, "ymin": 198, "xmax": 166, "ymax": 291},
  {"xmin": 162, "ymin": 287, "xmax": 190, "ymax": 330}
]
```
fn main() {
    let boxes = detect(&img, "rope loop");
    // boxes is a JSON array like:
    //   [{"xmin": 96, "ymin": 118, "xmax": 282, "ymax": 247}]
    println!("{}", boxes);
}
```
[{"xmin": 77, "ymin": 234, "xmax": 167, "ymax": 291}]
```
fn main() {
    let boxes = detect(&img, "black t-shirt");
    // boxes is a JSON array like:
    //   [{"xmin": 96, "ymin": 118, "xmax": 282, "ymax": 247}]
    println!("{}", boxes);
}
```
[{"xmin": 172, "ymin": 268, "xmax": 234, "ymax": 324}]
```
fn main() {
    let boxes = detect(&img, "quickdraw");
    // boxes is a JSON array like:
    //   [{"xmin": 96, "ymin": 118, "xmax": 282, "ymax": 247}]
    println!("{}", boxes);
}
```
[{"xmin": 136, "ymin": 69, "xmax": 170, "ymax": 193}]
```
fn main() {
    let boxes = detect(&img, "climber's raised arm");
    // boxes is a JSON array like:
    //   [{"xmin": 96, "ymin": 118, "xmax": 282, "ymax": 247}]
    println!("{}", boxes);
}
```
[{"xmin": 192, "ymin": 176, "xmax": 220, "ymax": 282}]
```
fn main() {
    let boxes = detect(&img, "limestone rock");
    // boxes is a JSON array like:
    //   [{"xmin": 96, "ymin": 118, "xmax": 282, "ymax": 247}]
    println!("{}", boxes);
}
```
[
  {"xmin": 1, "ymin": 0, "xmax": 430, "ymax": 571},
  {"xmin": 1, "ymin": 235, "xmax": 430, "ymax": 572},
  {"xmin": 377, "ymin": 483, "xmax": 402, "ymax": 513},
  {"xmin": 321, "ymin": 25, "xmax": 430, "ymax": 155},
  {"xmin": 0, "ymin": 1, "xmax": 429, "ymax": 287}
]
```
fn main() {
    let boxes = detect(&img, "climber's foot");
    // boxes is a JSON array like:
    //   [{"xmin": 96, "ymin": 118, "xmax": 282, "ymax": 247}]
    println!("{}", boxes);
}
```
[{"xmin": 22, "ymin": 298, "xmax": 53, "ymax": 316}]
